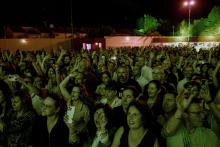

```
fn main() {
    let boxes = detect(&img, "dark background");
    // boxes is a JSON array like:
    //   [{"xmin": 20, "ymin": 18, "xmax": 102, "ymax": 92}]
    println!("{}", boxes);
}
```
[{"xmin": 0, "ymin": 0, "xmax": 220, "ymax": 28}]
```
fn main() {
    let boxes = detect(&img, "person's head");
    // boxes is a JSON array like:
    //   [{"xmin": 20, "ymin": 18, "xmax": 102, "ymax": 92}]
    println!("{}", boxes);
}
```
[
  {"xmin": 47, "ymin": 66, "xmax": 56, "ymax": 79},
  {"xmin": 127, "ymin": 100, "xmax": 152, "ymax": 130},
  {"xmin": 121, "ymin": 86, "xmax": 139, "ymax": 113},
  {"xmin": 152, "ymin": 66, "xmax": 165, "ymax": 81},
  {"xmin": 162, "ymin": 59, "xmax": 171, "ymax": 70},
  {"xmin": 183, "ymin": 81, "xmax": 200, "ymax": 99},
  {"xmin": 183, "ymin": 66, "xmax": 193, "ymax": 79},
  {"xmin": 33, "ymin": 76, "xmax": 44, "ymax": 89},
  {"xmin": 105, "ymin": 82, "xmax": 118, "ymax": 100},
  {"xmin": 132, "ymin": 64, "xmax": 142, "ymax": 77},
  {"xmin": 184, "ymin": 101, "xmax": 206, "ymax": 128},
  {"xmin": 117, "ymin": 65, "xmax": 130, "ymax": 83},
  {"xmin": 144, "ymin": 80, "xmax": 161, "ymax": 99},
  {"xmin": 63, "ymin": 55, "xmax": 70, "ymax": 65},
  {"xmin": 78, "ymin": 57, "xmax": 91, "ymax": 73},
  {"xmin": 70, "ymin": 85, "xmax": 81, "ymax": 101},
  {"xmin": 93, "ymin": 104, "xmax": 112, "ymax": 131},
  {"xmin": 11, "ymin": 90, "xmax": 32, "ymax": 112},
  {"xmin": 135, "ymin": 56, "xmax": 145, "ymax": 67},
  {"xmin": 42, "ymin": 93, "xmax": 66, "ymax": 118},
  {"xmin": 101, "ymin": 71, "xmax": 111, "ymax": 85},
  {"xmin": 74, "ymin": 72, "xmax": 84, "ymax": 85},
  {"xmin": 162, "ymin": 91, "xmax": 177, "ymax": 113}
]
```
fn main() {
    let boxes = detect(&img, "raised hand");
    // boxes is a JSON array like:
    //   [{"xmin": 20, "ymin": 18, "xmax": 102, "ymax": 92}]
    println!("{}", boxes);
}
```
[{"xmin": 176, "ymin": 89, "xmax": 194, "ymax": 112}]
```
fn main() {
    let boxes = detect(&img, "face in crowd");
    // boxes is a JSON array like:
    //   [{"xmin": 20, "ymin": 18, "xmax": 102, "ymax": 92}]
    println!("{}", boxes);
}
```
[
  {"xmin": 117, "ymin": 66, "xmax": 129, "ymax": 84},
  {"xmin": 127, "ymin": 106, "xmax": 143, "ymax": 129},
  {"xmin": 185, "ymin": 103, "xmax": 206, "ymax": 128},
  {"xmin": 42, "ymin": 96, "xmax": 60, "ymax": 117},
  {"xmin": 162, "ymin": 92, "xmax": 176, "ymax": 113},
  {"xmin": 94, "ymin": 108, "xmax": 108, "ymax": 130},
  {"xmin": 147, "ymin": 82, "xmax": 161, "ymax": 99},
  {"xmin": 11, "ymin": 96, "xmax": 24, "ymax": 112},
  {"xmin": 70, "ymin": 86, "xmax": 81, "ymax": 102},
  {"xmin": 121, "ymin": 89, "xmax": 135, "ymax": 113}
]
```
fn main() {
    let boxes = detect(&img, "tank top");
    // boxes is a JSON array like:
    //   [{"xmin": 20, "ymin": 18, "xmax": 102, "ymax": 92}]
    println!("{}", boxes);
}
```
[{"xmin": 119, "ymin": 127, "xmax": 156, "ymax": 147}]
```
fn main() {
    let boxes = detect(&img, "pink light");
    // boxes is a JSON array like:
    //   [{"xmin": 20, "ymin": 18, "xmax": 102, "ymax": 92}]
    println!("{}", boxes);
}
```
[
  {"xmin": 184, "ymin": 1, "xmax": 188, "ymax": 6},
  {"xmin": 183, "ymin": 0, "xmax": 195, "ymax": 6},
  {"xmin": 190, "ymin": 1, "xmax": 195, "ymax": 5}
]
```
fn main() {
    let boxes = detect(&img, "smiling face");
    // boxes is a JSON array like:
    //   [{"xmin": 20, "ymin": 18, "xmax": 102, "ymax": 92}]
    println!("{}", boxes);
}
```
[
  {"xmin": 127, "ymin": 106, "xmax": 143, "ymax": 129},
  {"xmin": 94, "ymin": 108, "xmax": 108, "ymax": 130}
]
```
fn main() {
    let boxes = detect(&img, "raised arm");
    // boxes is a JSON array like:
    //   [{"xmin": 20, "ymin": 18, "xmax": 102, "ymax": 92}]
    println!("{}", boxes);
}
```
[
  {"xmin": 162, "ymin": 89, "xmax": 194, "ymax": 137},
  {"xmin": 59, "ymin": 74, "xmax": 75, "ymax": 102},
  {"xmin": 200, "ymin": 83, "xmax": 220, "ymax": 123},
  {"xmin": 111, "ymin": 126, "xmax": 124, "ymax": 147}
]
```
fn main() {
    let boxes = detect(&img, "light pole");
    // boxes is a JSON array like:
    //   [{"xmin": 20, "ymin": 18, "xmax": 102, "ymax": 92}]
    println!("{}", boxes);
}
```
[
  {"xmin": 183, "ymin": 0, "xmax": 195, "ymax": 42},
  {"xmin": 70, "ymin": 0, "xmax": 74, "ymax": 38}
]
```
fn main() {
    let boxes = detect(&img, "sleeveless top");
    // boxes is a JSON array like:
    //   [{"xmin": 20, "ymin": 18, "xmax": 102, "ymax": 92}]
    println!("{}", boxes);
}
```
[{"xmin": 119, "ymin": 127, "xmax": 156, "ymax": 147}]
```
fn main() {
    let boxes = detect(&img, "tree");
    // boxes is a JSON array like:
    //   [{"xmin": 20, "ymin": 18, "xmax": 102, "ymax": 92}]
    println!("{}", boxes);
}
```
[
  {"xmin": 176, "ymin": 20, "xmax": 189, "ymax": 36},
  {"xmin": 135, "ymin": 14, "xmax": 161, "ymax": 35}
]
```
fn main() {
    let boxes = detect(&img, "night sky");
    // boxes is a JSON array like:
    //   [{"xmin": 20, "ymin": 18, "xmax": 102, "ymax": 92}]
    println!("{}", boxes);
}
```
[{"xmin": 0, "ymin": 0, "xmax": 220, "ymax": 28}]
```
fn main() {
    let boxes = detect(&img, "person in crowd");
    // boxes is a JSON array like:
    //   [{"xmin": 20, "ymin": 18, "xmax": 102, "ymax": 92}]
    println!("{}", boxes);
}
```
[
  {"xmin": 112, "ymin": 86, "xmax": 140, "ymax": 128},
  {"xmin": 177, "ymin": 65, "xmax": 194, "ymax": 94},
  {"xmin": 97, "ymin": 82, "xmax": 121, "ymax": 109},
  {"xmin": 60, "ymin": 74, "xmax": 90, "ymax": 146},
  {"xmin": 28, "ymin": 93, "xmax": 69, "ymax": 147},
  {"xmin": 84, "ymin": 104, "xmax": 116, "ymax": 147},
  {"xmin": 111, "ymin": 100, "xmax": 159, "ymax": 147},
  {"xmin": 157, "ymin": 91, "xmax": 177, "ymax": 126},
  {"xmin": 142, "ymin": 80, "xmax": 164, "ymax": 117},
  {"xmin": 95, "ymin": 71, "xmax": 112, "ymax": 98},
  {"xmin": 0, "ymin": 80, "xmax": 12, "ymax": 147},
  {"xmin": 199, "ymin": 80, "xmax": 220, "ymax": 140},
  {"xmin": 116, "ymin": 65, "xmax": 142, "ymax": 94},
  {"xmin": 162, "ymin": 81, "xmax": 219, "ymax": 147},
  {"xmin": 0, "ymin": 90, "xmax": 36, "ymax": 147}
]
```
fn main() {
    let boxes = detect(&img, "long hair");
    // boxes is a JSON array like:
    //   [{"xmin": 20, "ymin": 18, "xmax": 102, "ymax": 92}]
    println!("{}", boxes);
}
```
[{"xmin": 127, "ymin": 100, "xmax": 153, "ymax": 129}]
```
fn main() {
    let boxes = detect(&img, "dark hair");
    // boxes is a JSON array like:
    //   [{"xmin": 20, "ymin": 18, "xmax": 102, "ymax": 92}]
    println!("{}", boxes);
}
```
[
  {"xmin": 0, "ymin": 80, "xmax": 12, "ymax": 101},
  {"xmin": 46, "ymin": 92, "xmax": 67, "ymax": 118},
  {"xmin": 87, "ymin": 103, "xmax": 114, "ymax": 140},
  {"xmin": 143, "ymin": 80, "xmax": 162, "ymax": 99},
  {"xmin": 123, "ymin": 85, "xmax": 140, "ymax": 99},
  {"xmin": 13, "ymin": 90, "xmax": 32, "ymax": 111},
  {"xmin": 127, "ymin": 100, "xmax": 153, "ymax": 129},
  {"xmin": 184, "ymin": 80, "xmax": 201, "ymax": 90},
  {"xmin": 94, "ymin": 104, "xmax": 113, "ymax": 130},
  {"xmin": 106, "ymin": 81, "xmax": 118, "ymax": 91}
]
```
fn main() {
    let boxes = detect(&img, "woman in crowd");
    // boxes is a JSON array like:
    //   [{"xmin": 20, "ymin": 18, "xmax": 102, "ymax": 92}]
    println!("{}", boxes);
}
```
[
  {"xmin": 60, "ymin": 74, "xmax": 90, "ymax": 146},
  {"xmin": 95, "ymin": 71, "xmax": 112, "ymax": 98},
  {"xmin": 0, "ymin": 90, "xmax": 36, "ymax": 147},
  {"xmin": 28, "ymin": 93, "xmax": 69, "ymax": 147},
  {"xmin": 111, "ymin": 100, "xmax": 159, "ymax": 147},
  {"xmin": 84, "ymin": 104, "xmax": 116, "ymax": 147},
  {"xmin": 0, "ymin": 80, "xmax": 12, "ymax": 147}
]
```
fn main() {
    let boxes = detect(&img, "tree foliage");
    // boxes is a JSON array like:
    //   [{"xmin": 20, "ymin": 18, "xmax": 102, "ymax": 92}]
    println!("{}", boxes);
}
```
[{"xmin": 135, "ymin": 14, "xmax": 161, "ymax": 35}]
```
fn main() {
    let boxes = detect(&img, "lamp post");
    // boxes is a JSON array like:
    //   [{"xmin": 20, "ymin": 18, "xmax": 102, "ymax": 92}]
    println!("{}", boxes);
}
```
[
  {"xmin": 183, "ymin": 0, "xmax": 195, "ymax": 42},
  {"xmin": 70, "ymin": 0, "xmax": 74, "ymax": 38}
]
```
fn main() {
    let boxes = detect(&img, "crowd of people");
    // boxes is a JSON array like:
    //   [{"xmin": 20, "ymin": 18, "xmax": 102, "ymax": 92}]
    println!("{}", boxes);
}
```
[{"xmin": 0, "ymin": 45, "xmax": 220, "ymax": 147}]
